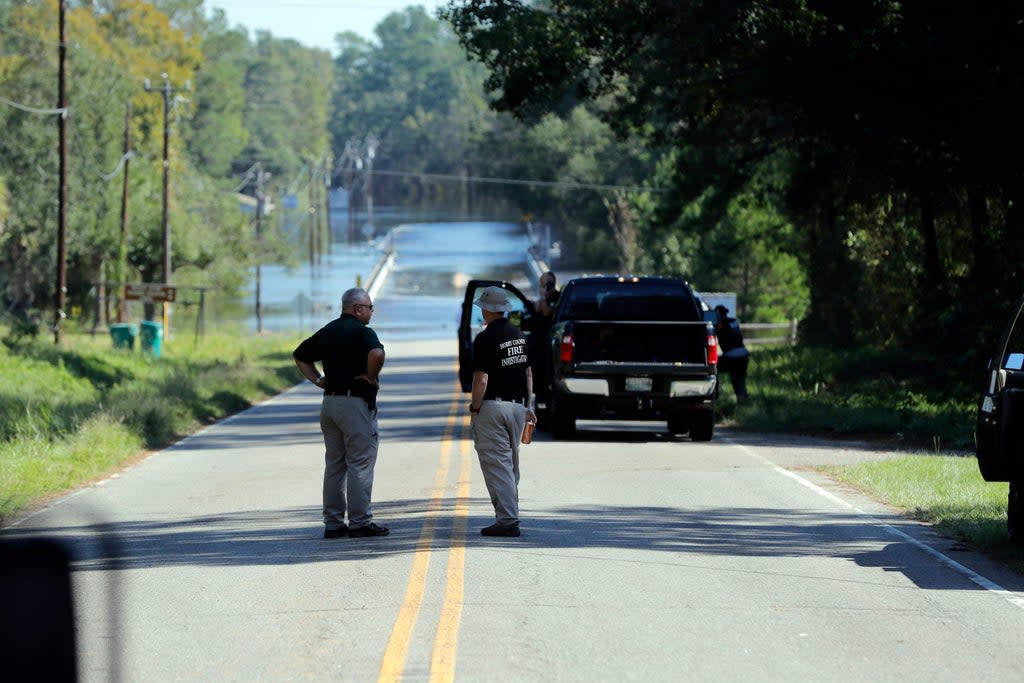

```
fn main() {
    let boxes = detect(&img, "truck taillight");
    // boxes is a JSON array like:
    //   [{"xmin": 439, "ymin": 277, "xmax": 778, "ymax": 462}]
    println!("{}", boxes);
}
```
[
  {"xmin": 707, "ymin": 333, "xmax": 718, "ymax": 365},
  {"xmin": 560, "ymin": 333, "xmax": 574, "ymax": 363}
]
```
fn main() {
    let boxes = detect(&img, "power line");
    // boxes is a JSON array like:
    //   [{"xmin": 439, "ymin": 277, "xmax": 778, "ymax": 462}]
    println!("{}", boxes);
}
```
[
  {"xmin": 233, "ymin": 163, "xmax": 260, "ymax": 192},
  {"xmin": 0, "ymin": 94, "xmax": 67, "ymax": 116},
  {"xmin": 367, "ymin": 169, "xmax": 665, "ymax": 194}
]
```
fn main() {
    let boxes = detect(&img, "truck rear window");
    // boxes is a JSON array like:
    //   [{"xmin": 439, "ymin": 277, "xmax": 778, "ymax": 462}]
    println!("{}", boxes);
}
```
[{"xmin": 560, "ymin": 281, "xmax": 700, "ymax": 322}]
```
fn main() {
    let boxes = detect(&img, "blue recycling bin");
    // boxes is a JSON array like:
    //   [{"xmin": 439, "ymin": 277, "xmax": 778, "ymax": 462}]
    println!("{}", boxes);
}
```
[
  {"xmin": 108, "ymin": 323, "xmax": 138, "ymax": 350},
  {"xmin": 139, "ymin": 320, "xmax": 163, "ymax": 357}
]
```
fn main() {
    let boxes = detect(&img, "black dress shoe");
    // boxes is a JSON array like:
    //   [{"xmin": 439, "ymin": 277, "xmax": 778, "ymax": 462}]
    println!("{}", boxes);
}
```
[
  {"xmin": 348, "ymin": 522, "xmax": 389, "ymax": 538},
  {"xmin": 323, "ymin": 526, "xmax": 348, "ymax": 539},
  {"xmin": 481, "ymin": 522, "xmax": 520, "ymax": 537}
]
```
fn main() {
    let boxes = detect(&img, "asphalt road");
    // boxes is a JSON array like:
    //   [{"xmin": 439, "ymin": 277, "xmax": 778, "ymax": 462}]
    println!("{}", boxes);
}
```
[{"xmin": 8, "ymin": 338, "xmax": 1024, "ymax": 682}]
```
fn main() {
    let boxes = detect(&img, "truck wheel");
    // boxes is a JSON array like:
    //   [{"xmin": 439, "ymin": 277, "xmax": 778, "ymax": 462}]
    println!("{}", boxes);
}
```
[
  {"xmin": 667, "ymin": 414, "xmax": 689, "ymax": 435},
  {"xmin": 689, "ymin": 411, "xmax": 714, "ymax": 442},
  {"xmin": 549, "ymin": 395, "xmax": 576, "ymax": 439},
  {"xmin": 535, "ymin": 408, "xmax": 551, "ymax": 432}
]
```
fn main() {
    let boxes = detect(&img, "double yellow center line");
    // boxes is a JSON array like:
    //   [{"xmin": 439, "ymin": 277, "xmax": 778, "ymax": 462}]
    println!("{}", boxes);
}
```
[{"xmin": 378, "ymin": 382, "xmax": 473, "ymax": 682}]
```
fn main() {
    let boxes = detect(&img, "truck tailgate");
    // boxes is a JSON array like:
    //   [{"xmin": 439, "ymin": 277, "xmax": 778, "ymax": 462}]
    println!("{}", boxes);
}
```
[{"xmin": 569, "ymin": 320, "xmax": 710, "ymax": 366}]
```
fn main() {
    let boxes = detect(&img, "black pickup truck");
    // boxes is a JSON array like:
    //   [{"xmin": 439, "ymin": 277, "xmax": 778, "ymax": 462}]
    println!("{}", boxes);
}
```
[{"xmin": 458, "ymin": 276, "xmax": 719, "ymax": 440}]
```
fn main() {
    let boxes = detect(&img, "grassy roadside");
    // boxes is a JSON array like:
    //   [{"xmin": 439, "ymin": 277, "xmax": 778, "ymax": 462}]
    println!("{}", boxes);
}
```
[
  {"xmin": 721, "ymin": 345, "xmax": 978, "ymax": 450},
  {"xmin": 718, "ymin": 345, "xmax": 1024, "ymax": 570},
  {"xmin": 0, "ymin": 324, "xmax": 303, "ymax": 524}
]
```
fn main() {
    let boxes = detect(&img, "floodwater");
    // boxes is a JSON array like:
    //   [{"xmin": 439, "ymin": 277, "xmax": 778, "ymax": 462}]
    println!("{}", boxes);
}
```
[
  {"xmin": 371, "ymin": 221, "xmax": 534, "ymax": 341},
  {"xmin": 246, "ymin": 209, "xmax": 536, "ymax": 340}
]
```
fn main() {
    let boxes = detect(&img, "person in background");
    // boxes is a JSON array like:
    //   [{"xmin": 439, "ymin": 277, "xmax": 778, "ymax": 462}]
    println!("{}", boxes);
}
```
[
  {"xmin": 293, "ymin": 287, "xmax": 389, "ymax": 539},
  {"xmin": 714, "ymin": 304, "xmax": 750, "ymax": 402},
  {"xmin": 529, "ymin": 271, "xmax": 560, "ymax": 411},
  {"xmin": 536, "ymin": 271, "xmax": 561, "ymax": 320},
  {"xmin": 468, "ymin": 286, "xmax": 536, "ymax": 537}
]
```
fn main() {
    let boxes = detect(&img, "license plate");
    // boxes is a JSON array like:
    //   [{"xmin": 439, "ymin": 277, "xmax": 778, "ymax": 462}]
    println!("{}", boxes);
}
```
[{"xmin": 625, "ymin": 377, "xmax": 652, "ymax": 392}]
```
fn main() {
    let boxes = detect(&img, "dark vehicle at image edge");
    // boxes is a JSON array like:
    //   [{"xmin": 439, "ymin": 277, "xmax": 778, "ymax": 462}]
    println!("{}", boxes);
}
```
[
  {"xmin": 976, "ymin": 294, "xmax": 1024, "ymax": 483},
  {"xmin": 458, "ymin": 276, "xmax": 719, "ymax": 440}
]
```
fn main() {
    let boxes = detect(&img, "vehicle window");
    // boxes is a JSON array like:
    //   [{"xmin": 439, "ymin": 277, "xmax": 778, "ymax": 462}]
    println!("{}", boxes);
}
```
[
  {"xmin": 560, "ymin": 282, "xmax": 699, "ymax": 322},
  {"xmin": 467, "ymin": 285, "xmax": 530, "ymax": 332},
  {"xmin": 1002, "ymin": 306, "xmax": 1024, "ymax": 370}
]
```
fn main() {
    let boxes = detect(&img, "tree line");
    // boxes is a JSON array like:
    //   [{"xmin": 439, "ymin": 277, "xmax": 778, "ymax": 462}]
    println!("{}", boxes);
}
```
[
  {"xmin": 443, "ymin": 0, "xmax": 1024, "ymax": 359},
  {"xmin": 4, "ymin": 1, "xmax": 1015, "ymax": 359}
]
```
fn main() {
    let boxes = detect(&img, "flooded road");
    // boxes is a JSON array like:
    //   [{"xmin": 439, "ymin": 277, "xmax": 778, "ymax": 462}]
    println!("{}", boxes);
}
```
[
  {"xmin": 371, "ymin": 221, "xmax": 534, "ymax": 341},
  {"xmin": 246, "ymin": 219, "xmax": 536, "ymax": 339}
]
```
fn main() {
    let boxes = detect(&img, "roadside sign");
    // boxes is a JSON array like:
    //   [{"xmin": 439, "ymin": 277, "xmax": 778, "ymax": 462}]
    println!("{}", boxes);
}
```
[{"xmin": 124, "ymin": 284, "xmax": 177, "ymax": 303}]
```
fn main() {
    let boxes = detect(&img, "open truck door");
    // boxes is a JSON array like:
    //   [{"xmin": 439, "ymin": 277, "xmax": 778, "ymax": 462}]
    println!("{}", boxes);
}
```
[
  {"xmin": 458, "ymin": 280, "xmax": 536, "ymax": 392},
  {"xmin": 977, "ymin": 294, "xmax": 1024, "ymax": 481}
]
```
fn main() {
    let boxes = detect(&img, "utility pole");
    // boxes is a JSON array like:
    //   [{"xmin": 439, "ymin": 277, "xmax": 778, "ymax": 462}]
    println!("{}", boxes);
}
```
[
  {"xmin": 54, "ymin": 0, "xmax": 68, "ymax": 344},
  {"xmin": 352, "ymin": 152, "xmax": 363, "ymax": 244},
  {"xmin": 117, "ymin": 102, "xmax": 132, "ymax": 323},
  {"xmin": 322, "ymin": 152, "xmax": 332, "ymax": 246},
  {"xmin": 309, "ymin": 159, "xmax": 318, "ymax": 267},
  {"xmin": 365, "ymin": 133, "xmax": 378, "ymax": 236},
  {"xmin": 144, "ymin": 73, "xmax": 189, "ymax": 333},
  {"xmin": 338, "ymin": 139, "xmax": 359, "ymax": 244},
  {"xmin": 254, "ymin": 163, "xmax": 269, "ymax": 334}
]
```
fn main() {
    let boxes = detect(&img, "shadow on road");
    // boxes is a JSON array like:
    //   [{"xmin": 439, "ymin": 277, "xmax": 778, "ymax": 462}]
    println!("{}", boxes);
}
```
[{"xmin": 9, "ymin": 501, "xmax": 1018, "ymax": 593}]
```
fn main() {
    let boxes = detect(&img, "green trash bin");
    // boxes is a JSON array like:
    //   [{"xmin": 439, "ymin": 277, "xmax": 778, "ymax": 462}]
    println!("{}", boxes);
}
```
[
  {"xmin": 109, "ymin": 323, "xmax": 138, "ymax": 350},
  {"xmin": 139, "ymin": 320, "xmax": 163, "ymax": 357}
]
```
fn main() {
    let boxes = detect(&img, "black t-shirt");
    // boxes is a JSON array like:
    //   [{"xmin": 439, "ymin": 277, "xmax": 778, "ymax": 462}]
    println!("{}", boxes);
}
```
[
  {"xmin": 472, "ymin": 317, "xmax": 530, "ymax": 402},
  {"xmin": 293, "ymin": 313, "xmax": 384, "ymax": 392},
  {"xmin": 532, "ymin": 289, "xmax": 560, "ymax": 338},
  {"xmin": 716, "ymin": 317, "xmax": 746, "ymax": 353}
]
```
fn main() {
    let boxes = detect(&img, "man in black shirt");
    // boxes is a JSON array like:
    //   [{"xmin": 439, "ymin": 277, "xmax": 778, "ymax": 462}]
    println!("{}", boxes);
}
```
[
  {"xmin": 293, "ymin": 287, "xmax": 389, "ymax": 539},
  {"xmin": 714, "ymin": 304, "xmax": 749, "ymax": 401},
  {"xmin": 468, "ymin": 286, "xmax": 536, "ymax": 537},
  {"xmin": 529, "ymin": 271, "xmax": 560, "ymax": 411}
]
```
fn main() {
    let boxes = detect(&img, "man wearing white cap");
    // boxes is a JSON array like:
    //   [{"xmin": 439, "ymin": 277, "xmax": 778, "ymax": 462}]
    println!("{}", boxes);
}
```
[{"xmin": 468, "ymin": 286, "xmax": 536, "ymax": 537}]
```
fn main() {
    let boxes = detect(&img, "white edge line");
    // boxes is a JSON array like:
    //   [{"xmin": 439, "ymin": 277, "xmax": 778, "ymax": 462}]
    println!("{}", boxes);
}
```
[{"xmin": 729, "ymin": 439, "xmax": 1024, "ymax": 611}]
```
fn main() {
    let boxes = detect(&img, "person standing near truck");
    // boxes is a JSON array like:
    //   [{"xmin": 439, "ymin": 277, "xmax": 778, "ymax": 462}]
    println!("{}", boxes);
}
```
[
  {"xmin": 468, "ymin": 286, "xmax": 536, "ymax": 537},
  {"xmin": 293, "ymin": 287, "xmax": 389, "ymax": 539},
  {"xmin": 714, "ymin": 304, "xmax": 750, "ymax": 401},
  {"xmin": 529, "ymin": 271, "xmax": 560, "ymax": 409},
  {"xmin": 536, "ymin": 271, "xmax": 561, "ymax": 320}
]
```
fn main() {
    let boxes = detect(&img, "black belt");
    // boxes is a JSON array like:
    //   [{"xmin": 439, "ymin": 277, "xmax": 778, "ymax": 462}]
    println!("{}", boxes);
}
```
[
  {"xmin": 324, "ymin": 386, "xmax": 378, "ymax": 411},
  {"xmin": 325, "ymin": 387, "xmax": 373, "ymax": 397},
  {"xmin": 486, "ymin": 397, "xmax": 526, "ymax": 406}
]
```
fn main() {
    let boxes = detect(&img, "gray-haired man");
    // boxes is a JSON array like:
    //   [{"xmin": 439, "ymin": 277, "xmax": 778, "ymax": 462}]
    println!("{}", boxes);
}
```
[
  {"xmin": 468, "ymin": 286, "xmax": 536, "ymax": 537},
  {"xmin": 294, "ymin": 287, "xmax": 389, "ymax": 539}
]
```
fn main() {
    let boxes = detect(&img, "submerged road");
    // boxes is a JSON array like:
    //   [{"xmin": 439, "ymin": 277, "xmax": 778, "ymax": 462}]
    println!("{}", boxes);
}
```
[{"xmin": 9, "ymin": 337, "xmax": 1024, "ymax": 682}]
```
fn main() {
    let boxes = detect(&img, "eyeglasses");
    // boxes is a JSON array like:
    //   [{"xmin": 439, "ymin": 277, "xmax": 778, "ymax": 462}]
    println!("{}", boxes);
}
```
[{"xmin": 355, "ymin": 303, "xmax": 374, "ymax": 312}]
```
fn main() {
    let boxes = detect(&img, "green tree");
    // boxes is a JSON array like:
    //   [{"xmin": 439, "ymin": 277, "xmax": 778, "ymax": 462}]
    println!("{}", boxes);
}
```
[
  {"xmin": 330, "ymin": 6, "xmax": 498, "ymax": 207},
  {"xmin": 185, "ymin": 13, "xmax": 250, "ymax": 177},
  {"xmin": 443, "ymin": 0, "xmax": 1024, "ymax": 349}
]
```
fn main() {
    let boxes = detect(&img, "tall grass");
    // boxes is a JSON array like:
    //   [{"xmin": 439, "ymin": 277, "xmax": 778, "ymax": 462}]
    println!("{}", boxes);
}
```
[
  {"xmin": 721, "ymin": 345, "xmax": 978, "ymax": 449},
  {"xmin": 0, "ymin": 326, "xmax": 302, "ymax": 522}
]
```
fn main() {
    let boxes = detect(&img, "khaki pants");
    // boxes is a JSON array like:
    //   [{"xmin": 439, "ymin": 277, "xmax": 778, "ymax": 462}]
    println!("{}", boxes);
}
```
[
  {"xmin": 472, "ymin": 400, "xmax": 527, "ymax": 526},
  {"xmin": 320, "ymin": 395, "xmax": 379, "ymax": 529}
]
